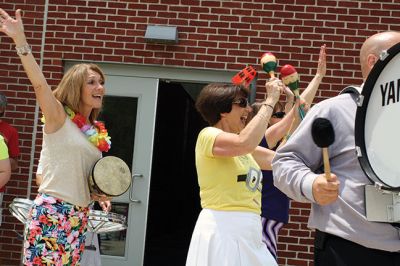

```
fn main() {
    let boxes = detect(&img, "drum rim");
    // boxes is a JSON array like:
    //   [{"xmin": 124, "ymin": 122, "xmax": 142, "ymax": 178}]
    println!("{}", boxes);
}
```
[
  {"xmin": 9, "ymin": 202, "xmax": 31, "ymax": 224},
  {"xmin": 12, "ymin": 198, "xmax": 34, "ymax": 205},
  {"xmin": 87, "ymin": 209, "xmax": 127, "ymax": 233},
  {"xmin": 355, "ymin": 42, "xmax": 400, "ymax": 190},
  {"xmin": 91, "ymin": 156, "xmax": 132, "ymax": 197},
  {"xmin": 88, "ymin": 210, "xmax": 126, "ymax": 221},
  {"xmin": 9, "ymin": 198, "xmax": 33, "ymax": 223}
]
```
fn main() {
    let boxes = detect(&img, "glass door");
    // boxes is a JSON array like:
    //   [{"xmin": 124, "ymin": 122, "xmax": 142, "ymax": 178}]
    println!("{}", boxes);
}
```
[{"xmin": 97, "ymin": 74, "xmax": 158, "ymax": 266}]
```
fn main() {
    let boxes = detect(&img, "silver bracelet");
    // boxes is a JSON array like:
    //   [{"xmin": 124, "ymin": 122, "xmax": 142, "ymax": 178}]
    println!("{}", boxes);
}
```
[{"xmin": 15, "ymin": 44, "xmax": 32, "ymax": 56}]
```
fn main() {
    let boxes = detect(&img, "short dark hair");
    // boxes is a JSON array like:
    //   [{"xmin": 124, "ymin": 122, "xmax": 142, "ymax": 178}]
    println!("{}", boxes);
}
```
[{"xmin": 195, "ymin": 83, "xmax": 249, "ymax": 126}]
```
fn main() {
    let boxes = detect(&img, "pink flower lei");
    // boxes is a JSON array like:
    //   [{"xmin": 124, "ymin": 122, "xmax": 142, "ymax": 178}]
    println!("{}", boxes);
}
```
[
  {"xmin": 41, "ymin": 106, "xmax": 111, "ymax": 152},
  {"xmin": 64, "ymin": 106, "xmax": 111, "ymax": 152}
]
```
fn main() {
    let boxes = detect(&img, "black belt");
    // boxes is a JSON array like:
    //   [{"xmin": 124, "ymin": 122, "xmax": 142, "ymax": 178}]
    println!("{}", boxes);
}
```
[
  {"xmin": 315, "ymin": 229, "xmax": 357, "ymax": 250},
  {"xmin": 315, "ymin": 229, "xmax": 400, "ymax": 253},
  {"xmin": 314, "ymin": 229, "xmax": 400, "ymax": 266},
  {"xmin": 237, "ymin": 174, "xmax": 247, "ymax": 182},
  {"xmin": 314, "ymin": 229, "xmax": 329, "ymax": 249}
]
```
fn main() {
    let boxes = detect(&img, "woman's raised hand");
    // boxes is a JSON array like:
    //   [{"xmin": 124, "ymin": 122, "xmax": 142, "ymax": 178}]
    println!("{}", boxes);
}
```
[
  {"xmin": 0, "ymin": 9, "xmax": 25, "ymax": 44},
  {"xmin": 265, "ymin": 78, "xmax": 283, "ymax": 105},
  {"xmin": 316, "ymin": 44, "xmax": 327, "ymax": 78},
  {"xmin": 282, "ymin": 85, "xmax": 294, "ymax": 101}
]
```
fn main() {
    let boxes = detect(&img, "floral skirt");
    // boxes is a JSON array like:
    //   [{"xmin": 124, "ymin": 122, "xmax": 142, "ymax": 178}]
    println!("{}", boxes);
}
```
[{"xmin": 23, "ymin": 193, "xmax": 89, "ymax": 266}]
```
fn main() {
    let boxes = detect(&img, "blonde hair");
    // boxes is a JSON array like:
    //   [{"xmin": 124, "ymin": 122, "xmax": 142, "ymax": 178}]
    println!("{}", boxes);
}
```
[{"xmin": 53, "ymin": 63, "xmax": 105, "ymax": 123}]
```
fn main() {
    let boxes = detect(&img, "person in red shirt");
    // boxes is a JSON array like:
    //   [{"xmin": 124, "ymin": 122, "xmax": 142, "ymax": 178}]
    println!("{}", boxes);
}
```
[
  {"xmin": 0, "ymin": 93, "xmax": 19, "ymax": 174},
  {"xmin": 0, "ymin": 93, "xmax": 19, "ymax": 226}
]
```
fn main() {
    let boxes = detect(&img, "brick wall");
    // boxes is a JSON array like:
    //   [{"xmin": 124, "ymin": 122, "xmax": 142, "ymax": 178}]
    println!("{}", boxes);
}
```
[{"xmin": 0, "ymin": 0, "xmax": 399, "ymax": 265}]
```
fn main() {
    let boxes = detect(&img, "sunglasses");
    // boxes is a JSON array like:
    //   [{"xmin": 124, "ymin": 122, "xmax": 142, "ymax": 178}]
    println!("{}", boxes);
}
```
[
  {"xmin": 272, "ymin": 111, "xmax": 285, "ymax": 118},
  {"xmin": 232, "ymin": 98, "xmax": 249, "ymax": 108}
]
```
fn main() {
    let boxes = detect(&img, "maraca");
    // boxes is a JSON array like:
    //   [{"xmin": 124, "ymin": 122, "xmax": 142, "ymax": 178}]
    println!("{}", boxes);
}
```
[
  {"xmin": 280, "ymin": 64, "xmax": 305, "ymax": 119},
  {"xmin": 280, "ymin": 64, "xmax": 300, "ymax": 96},
  {"xmin": 260, "ymin": 52, "xmax": 277, "ymax": 78}
]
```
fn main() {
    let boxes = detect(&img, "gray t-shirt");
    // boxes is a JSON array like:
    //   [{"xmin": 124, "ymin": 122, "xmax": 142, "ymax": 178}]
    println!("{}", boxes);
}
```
[{"xmin": 272, "ymin": 89, "xmax": 400, "ymax": 252}]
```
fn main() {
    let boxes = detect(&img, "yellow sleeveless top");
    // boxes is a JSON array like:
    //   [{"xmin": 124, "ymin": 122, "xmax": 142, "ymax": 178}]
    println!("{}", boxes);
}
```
[{"xmin": 196, "ymin": 127, "xmax": 262, "ymax": 214}]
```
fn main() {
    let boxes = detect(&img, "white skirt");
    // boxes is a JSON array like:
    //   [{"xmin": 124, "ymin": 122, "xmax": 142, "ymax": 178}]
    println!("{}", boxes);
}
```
[{"xmin": 186, "ymin": 209, "xmax": 277, "ymax": 266}]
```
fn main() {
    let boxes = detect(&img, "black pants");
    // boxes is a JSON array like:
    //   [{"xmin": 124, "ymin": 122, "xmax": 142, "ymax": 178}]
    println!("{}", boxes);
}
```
[{"xmin": 314, "ymin": 230, "xmax": 400, "ymax": 266}]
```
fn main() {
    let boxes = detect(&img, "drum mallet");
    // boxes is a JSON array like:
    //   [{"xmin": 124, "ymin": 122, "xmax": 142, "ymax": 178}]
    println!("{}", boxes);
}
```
[{"xmin": 311, "ymin": 117, "xmax": 335, "ymax": 179}]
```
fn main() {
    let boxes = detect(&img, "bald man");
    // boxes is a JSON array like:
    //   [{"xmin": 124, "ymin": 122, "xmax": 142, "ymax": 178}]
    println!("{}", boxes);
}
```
[{"xmin": 272, "ymin": 31, "xmax": 400, "ymax": 265}]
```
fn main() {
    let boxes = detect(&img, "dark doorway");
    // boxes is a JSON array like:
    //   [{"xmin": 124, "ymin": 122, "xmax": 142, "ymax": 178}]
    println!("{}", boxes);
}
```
[{"xmin": 144, "ymin": 81, "xmax": 207, "ymax": 266}]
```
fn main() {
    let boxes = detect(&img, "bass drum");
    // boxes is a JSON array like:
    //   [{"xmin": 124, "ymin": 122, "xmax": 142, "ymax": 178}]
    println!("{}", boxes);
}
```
[{"xmin": 355, "ymin": 42, "xmax": 400, "ymax": 190}]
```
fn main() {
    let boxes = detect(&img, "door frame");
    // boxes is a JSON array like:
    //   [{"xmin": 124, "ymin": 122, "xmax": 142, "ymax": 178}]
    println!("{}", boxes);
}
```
[{"xmin": 98, "ymin": 62, "xmax": 235, "ymax": 83}]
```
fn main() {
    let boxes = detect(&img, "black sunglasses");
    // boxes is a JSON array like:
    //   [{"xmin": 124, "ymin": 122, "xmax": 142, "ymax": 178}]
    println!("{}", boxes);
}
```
[
  {"xmin": 232, "ymin": 98, "xmax": 249, "ymax": 108},
  {"xmin": 272, "ymin": 111, "xmax": 285, "ymax": 118}
]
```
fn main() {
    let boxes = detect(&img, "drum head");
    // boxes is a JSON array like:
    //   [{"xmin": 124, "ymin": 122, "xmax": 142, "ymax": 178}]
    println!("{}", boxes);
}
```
[
  {"xmin": 355, "ymin": 42, "xmax": 400, "ymax": 189},
  {"xmin": 92, "ymin": 156, "xmax": 131, "ymax": 197}
]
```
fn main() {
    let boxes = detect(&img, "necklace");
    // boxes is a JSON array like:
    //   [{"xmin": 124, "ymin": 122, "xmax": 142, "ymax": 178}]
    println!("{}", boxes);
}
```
[
  {"xmin": 64, "ymin": 106, "xmax": 111, "ymax": 152},
  {"xmin": 41, "ymin": 107, "xmax": 111, "ymax": 152}
]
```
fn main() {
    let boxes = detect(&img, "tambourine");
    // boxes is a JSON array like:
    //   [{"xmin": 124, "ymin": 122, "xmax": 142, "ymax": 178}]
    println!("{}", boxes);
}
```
[
  {"xmin": 355, "ymin": 42, "xmax": 400, "ymax": 190},
  {"xmin": 231, "ymin": 65, "xmax": 257, "ymax": 88},
  {"xmin": 89, "ymin": 156, "xmax": 132, "ymax": 197}
]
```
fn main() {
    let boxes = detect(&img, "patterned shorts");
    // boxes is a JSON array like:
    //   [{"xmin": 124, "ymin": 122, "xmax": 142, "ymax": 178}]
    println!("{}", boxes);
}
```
[{"xmin": 23, "ymin": 193, "xmax": 89, "ymax": 266}]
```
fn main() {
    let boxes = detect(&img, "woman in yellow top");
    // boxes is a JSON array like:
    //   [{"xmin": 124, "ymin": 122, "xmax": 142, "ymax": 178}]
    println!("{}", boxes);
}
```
[
  {"xmin": 186, "ymin": 80, "xmax": 286, "ymax": 266},
  {"xmin": 0, "ymin": 135, "xmax": 11, "ymax": 190},
  {"xmin": 0, "ymin": 135, "xmax": 10, "ymax": 227}
]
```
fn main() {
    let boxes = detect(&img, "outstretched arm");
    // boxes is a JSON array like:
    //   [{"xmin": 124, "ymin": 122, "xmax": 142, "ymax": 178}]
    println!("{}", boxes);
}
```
[
  {"xmin": 0, "ymin": 9, "xmax": 65, "ymax": 133},
  {"xmin": 252, "ymin": 146, "xmax": 275, "ymax": 170},
  {"xmin": 272, "ymin": 102, "xmax": 340, "ymax": 205},
  {"xmin": 266, "ymin": 45, "xmax": 327, "ymax": 148},
  {"xmin": 265, "ymin": 103, "xmax": 297, "ymax": 149},
  {"xmin": 213, "ymin": 79, "xmax": 283, "ymax": 157},
  {"xmin": 301, "ymin": 44, "xmax": 326, "ymax": 105},
  {"xmin": 283, "ymin": 86, "xmax": 295, "ymax": 114},
  {"xmin": 265, "ymin": 45, "xmax": 326, "ymax": 147}
]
